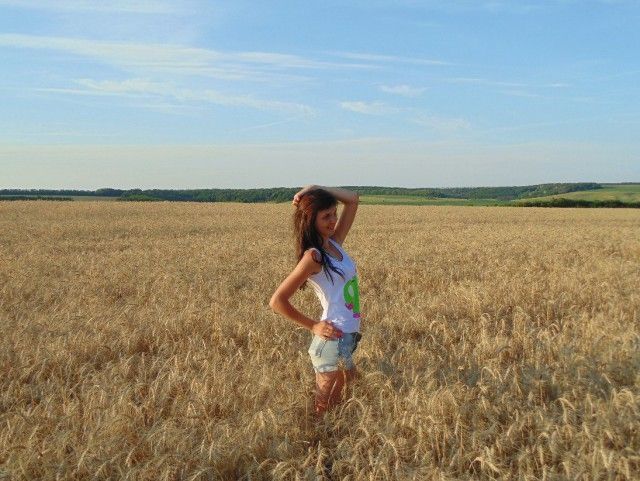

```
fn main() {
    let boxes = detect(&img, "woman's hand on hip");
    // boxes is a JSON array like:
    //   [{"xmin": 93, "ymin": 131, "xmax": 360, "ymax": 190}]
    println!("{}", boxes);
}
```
[{"xmin": 312, "ymin": 320, "xmax": 343, "ymax": 340}]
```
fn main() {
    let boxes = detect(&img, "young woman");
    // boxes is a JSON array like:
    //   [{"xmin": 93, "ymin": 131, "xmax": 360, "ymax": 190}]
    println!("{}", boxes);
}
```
[{"xmin": 269, "ymin": 185, "xmax": 362, "ymax": 416}]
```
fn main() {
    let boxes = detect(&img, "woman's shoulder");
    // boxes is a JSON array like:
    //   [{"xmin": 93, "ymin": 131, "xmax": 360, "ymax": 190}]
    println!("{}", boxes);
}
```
[{"xmin": 302, "ymin": 248, "xmax": 323, "ymax": 274}]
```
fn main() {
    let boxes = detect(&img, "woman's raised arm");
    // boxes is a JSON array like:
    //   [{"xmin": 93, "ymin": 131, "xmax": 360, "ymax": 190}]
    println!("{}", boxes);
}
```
[{"xmin": 293, "ymin": 185, "xmax": 359, "ymax": 245}]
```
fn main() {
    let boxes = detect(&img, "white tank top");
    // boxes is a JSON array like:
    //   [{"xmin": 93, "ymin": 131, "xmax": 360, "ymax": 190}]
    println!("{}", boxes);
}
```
[{"xmin": 307, "ymin": 238, "xmax": 362, "ymax": 333}]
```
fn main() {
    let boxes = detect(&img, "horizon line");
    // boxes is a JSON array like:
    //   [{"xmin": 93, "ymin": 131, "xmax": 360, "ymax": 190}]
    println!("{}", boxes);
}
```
[{"xmin": 2, "ymin": 182, "xmax": 635, "ymax": 192}]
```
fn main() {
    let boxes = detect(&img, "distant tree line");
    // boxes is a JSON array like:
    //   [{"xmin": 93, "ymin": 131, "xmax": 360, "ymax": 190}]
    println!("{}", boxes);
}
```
[
  {"xmin": 0, "ymin": 188, "xmax": 122, "ymax": 197},
  {"xmin": 0, "ymin": 195, "xmax": 73, "ymax": 201},
  {"xmin": 515, "ymin": 198, "xmax": 640, "ymax": 208},
  {"xmin": 1, "ymin": 183, "xmax": 603, "ymax": 203},
  {"xmin": 341, "ymin": 183, "xmax": 602, "ymax": 200},
  {"xmin": 117, "ymin": 188, "xmax": 298, "ymax": 203}
]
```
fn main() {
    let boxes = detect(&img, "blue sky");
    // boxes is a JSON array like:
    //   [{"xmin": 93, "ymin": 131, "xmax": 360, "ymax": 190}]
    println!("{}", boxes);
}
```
[{"xmin": 1, "ymin": 0, "xmax": 638, "ymax": 189}]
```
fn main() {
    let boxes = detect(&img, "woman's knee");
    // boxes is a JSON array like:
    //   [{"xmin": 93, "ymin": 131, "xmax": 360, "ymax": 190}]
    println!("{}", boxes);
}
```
[
  {"xmin": 315, "ymin": 370, "xmax": 339, "ymax": 390},
  {"xmin": 318, "ymin": 368, "xmax": 355, "ymax": 386}
]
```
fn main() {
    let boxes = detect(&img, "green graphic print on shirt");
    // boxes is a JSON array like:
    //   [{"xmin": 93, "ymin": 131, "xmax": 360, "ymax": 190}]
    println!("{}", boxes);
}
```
[{"xmin": 343, "ymin": 275, "xmax": 361, "ymax": 319}]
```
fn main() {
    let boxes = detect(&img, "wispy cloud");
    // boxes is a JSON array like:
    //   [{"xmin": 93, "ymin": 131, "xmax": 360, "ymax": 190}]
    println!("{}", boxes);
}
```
[
  {"xmin": 36, "ymin": 78, "xmax": 313, "ymax": 114},
  {"xmin": 366, "ymin": 1, "xmax": 557, "ymax": 15},
  {"xmin": 0, "ymin": 34, "xmax": 376, "ymax": 82},
  {"xmin": 128, "ymin": 102, "xmax": 206, "ymax": 116},
  {"xmin": 445, "ymin": 77, "xmax": 528, "ymax": 88},
  {"xmin": 330, "ymin": 51, "xmax": 452, "ymax": 66},
  {"xmin": 223, "ymin": 114, "xmax": 312, "ymax": 134},
  {"xmin": 380, "ymin": 84, "xmax": 426, "ymax": 97},
  {"xmin": 445, "ymin": 77, "xmax": 578, "ymax": 99},
  {"xmin": 340, "ymin": 101, "xmax": 396, "ymax": 115},
  {"xmin": 0, "ymin": 0, "xmax": 183, "ymax": 14}
]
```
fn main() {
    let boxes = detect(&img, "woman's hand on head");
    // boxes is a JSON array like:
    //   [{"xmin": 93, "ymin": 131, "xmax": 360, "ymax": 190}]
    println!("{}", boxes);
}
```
[
  {"xmin": 312, "ymin": 320, "xmax": 343, "ymax": 340},
  {"xmin": 292, "ymin": 184, "xmax": 318, "ymax": 207}
]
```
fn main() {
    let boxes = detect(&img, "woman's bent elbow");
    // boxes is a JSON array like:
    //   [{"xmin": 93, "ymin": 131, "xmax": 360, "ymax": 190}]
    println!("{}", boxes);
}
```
[{"xmin": 269, "ymin": 295, "xmax": 281, "ymax": 312}]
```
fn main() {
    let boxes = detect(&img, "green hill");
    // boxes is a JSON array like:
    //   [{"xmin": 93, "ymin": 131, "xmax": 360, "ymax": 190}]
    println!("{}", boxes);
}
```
[{"xmin": 515, "ymin": 184, "xmax": 640, "ymax": 203}]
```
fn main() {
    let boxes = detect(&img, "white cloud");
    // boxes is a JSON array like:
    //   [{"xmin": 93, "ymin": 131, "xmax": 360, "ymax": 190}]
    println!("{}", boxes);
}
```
[
  {"xmin": 224, "ymin": 114, "xmax": 312, "ymax": 134},
  {"xmin": 0, "ymin": 0, "xmax": 183, "ymax": 13},
  {"xmin": 445, "ymin": 77, "xmax": 528, "ymax": 88},
  {"xmin": 340, "ymin": 101, "xmax": 396, "ymax": 115},
  {"xmin": 75, "ymin": 78, "xmax": 169, "ymax": 95},
  {"xmin": 0, "ymin": 33, "xmax": 216, "ymax": 70},
  {"xmin": 330, "ymin": 51, "xmax": 452, "ymax": 66},
  {"xmin": 362, "ymin": 1, "xmax": 551, "ymax": 14},
  {"xmin": 0, "ymin": 34, "xmax": 376, "ymax": 82},
  {"xmin": 445, "ymin": 78, "xmax": 575, "ymax": 97},
  {"xmin": 37, "ymin": 78, "xmax": 314, "ymax": 114},
  {"xmin": 380, "ymin": 84, "xmax": 426, "ymax": 97}
]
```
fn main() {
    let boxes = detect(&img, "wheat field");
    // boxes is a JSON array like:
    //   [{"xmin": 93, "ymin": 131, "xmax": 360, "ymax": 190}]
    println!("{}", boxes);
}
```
[{"xmin": 1, "ymin": 201, "xmax": 639, "ymax": 480}]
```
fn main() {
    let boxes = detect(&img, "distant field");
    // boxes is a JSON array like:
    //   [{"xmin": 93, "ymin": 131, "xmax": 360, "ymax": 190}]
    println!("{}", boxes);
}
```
[
  {"xmin": 362, "ymin": 184, "xmax": 640, "ymax": 206},
  {"xmin": 522, "ymin": 184, "xmax": 640, "ymax": 203},
  {"xmin": 360, "ymin": 195, "xmax": 508, "ymax": 206},
  {"xmin": 0, "ymin": 195, "xmax": 118, "ymax": 201}
]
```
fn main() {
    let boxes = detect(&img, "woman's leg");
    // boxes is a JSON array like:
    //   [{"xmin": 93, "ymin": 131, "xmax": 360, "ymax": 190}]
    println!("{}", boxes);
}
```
[
  {"xmin": 311, "ymin": 334, "xmax": 360, "ymax": 416},
  {"xmin": 314, "ymin": 370, "xmax": 339, "ymax": 415},
  {"xmin": 315, "ymin": 367, "xmax": 357, "ymax": 415},
  {"xmin": 326, "ymin": 370, "xmax": 345, "ymax": 410},
  {"xmin": 309, "ymin": 336, "xmax": 340, "ymax": 415},
  {"xmin": 331, "ymin": 334, "xmax": 359, "ymax": 408}
]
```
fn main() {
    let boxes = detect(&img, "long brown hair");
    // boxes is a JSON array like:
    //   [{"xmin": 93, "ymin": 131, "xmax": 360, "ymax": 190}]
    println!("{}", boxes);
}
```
[{"xmin": 293, "ymin": 188, "xmax": 345, "ymax": 289}]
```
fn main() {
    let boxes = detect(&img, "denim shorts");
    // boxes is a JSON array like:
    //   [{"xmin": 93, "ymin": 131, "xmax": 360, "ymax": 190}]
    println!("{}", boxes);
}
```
[{"xmin": 308, "ymin": 332, "xmax": 362, "ymax": 373}]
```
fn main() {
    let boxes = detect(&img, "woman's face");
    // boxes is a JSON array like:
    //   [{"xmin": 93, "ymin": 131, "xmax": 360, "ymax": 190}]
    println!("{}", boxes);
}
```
[{"xmin": 315, "ymin": 205, "xmax": 338, "ymax": 239}]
